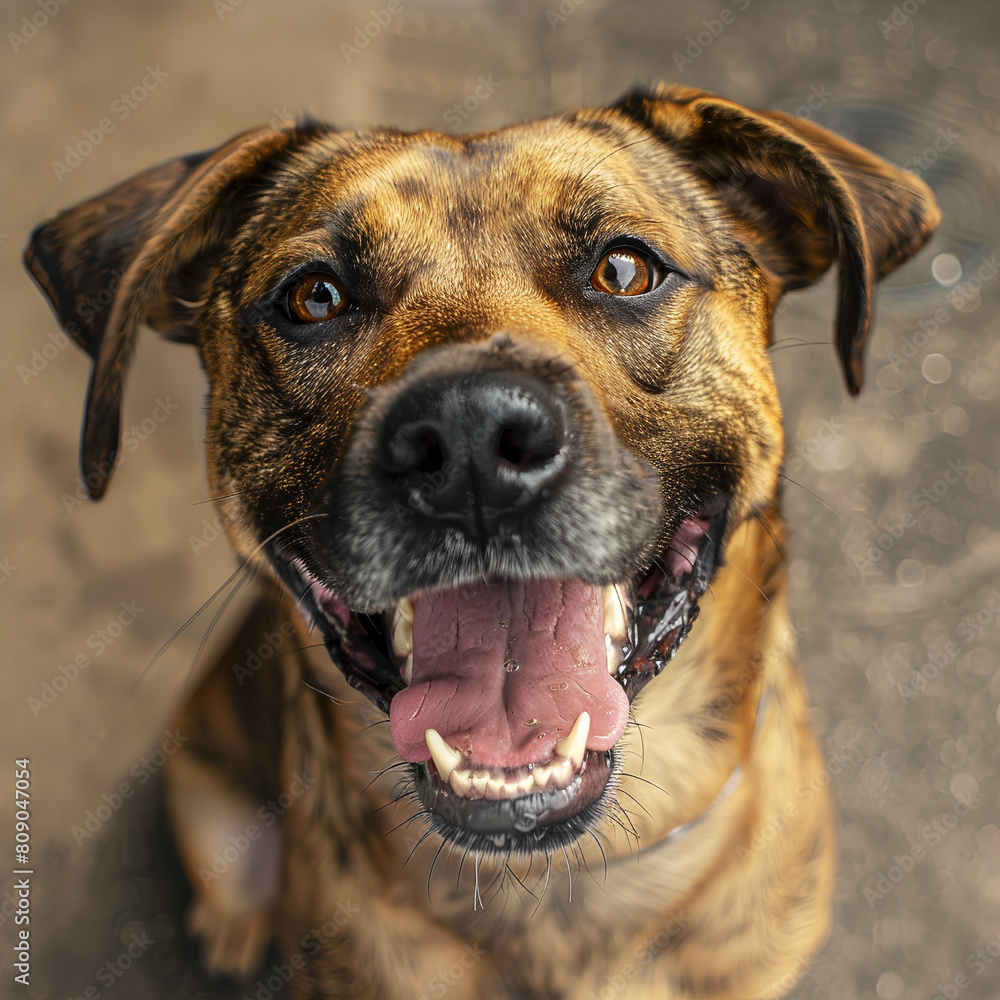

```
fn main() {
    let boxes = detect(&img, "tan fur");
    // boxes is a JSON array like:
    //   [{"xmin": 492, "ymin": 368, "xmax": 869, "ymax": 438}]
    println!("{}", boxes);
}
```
[{"xmin": 25, "ymin": 85, "xmax": 938, "ymax": 998}]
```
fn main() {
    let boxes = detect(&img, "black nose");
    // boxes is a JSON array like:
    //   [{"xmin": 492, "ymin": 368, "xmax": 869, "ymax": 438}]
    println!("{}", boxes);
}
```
[{"xmin": 376, "ymin": 371, "xmax": 569, "ymax": 536}]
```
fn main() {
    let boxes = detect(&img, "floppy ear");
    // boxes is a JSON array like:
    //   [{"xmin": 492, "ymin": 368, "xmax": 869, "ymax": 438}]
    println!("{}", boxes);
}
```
[
  {"xmin": 614, "ymin": 85, "xmax": 941, "ymax": 394},
  {"xmin": 24, "ymin": 122, "xmax": 319, "ymax": 499}
]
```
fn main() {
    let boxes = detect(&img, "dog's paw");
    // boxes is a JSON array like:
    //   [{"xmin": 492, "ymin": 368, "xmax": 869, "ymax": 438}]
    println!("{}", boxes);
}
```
[{"xmin": 188, "ymin": 895, "xmax": 273, "ymax": 978}]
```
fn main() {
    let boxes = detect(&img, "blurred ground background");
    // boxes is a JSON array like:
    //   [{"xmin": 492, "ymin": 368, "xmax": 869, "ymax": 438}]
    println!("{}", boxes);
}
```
[{"xmin": 1, "ymin": 1, "xmax": 999, "ymax": 997}]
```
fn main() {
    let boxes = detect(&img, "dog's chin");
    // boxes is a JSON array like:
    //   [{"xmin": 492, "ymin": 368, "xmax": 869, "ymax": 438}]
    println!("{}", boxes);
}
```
[{"xmin": 270, "ymin": 496, "xmax": 727, "ymax": 856}]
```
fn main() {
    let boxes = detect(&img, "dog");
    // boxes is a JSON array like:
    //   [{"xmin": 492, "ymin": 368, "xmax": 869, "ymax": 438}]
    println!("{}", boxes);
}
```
[{"xmin": 26, "ymin": 84, "xmax": 938, "ymax": 999}]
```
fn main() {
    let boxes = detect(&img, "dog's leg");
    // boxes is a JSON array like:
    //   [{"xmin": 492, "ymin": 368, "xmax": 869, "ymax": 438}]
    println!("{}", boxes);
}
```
[
  {"xmin": 167, "ymin": 753, "xmax": 281, "ymax": 974},
  {"xmin": 163, "ymin": 596, "xmax": 290, "ymax": 977}
]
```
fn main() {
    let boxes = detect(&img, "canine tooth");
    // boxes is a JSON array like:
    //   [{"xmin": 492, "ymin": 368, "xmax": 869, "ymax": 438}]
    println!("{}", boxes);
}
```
[
  {"xmin": 401, "ymin": 652, "xmax": 413, "ymax": 686},
  {"xmin": 602, "ymin": 584, "xmax": 628, "ymax": 642},
  {"xmin": 449, "ymin": 768, "xmax": 472, "ymax": 796},
  {"xmin": 393, "ymin": 612, "xmax": 413, "ymax": 658},
  {"xmin": 424, "ymin": 729, "xmax": 462, "ymax": 782},
  {"xmin": 554, "ymin": 711, "xmax": 590, "ymax": 770},
  {"xmin": 396, "ymin": 597, "xmax": 414, "ymax": 623},
  {"xmin": 606, "ymin": 634, "xmax": 622, "ymax": 676}
]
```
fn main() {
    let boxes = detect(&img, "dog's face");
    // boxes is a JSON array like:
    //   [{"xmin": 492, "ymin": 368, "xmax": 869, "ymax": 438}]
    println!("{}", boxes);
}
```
[{"xmin": 26, "ymin": 86, "xmax": 938, "ymax": 857}]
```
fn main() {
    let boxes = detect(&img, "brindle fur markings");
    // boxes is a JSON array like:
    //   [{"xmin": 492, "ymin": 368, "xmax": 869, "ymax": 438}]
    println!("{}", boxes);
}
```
[{"xmin": 25, "ymin": 85, "xmax": 938, "ymax": 999}]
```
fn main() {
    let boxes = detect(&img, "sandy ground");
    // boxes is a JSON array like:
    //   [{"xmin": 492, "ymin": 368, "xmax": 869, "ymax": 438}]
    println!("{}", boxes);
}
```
[{"xmin": 1, "ymin": 0, "xmax": 999, "ymax": 997}]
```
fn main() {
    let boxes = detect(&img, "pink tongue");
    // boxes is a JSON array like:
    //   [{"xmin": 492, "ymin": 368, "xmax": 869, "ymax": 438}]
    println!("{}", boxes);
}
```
[{"xmin": 389, "ymin": 578, "xmax": 629, "ymax": 767}]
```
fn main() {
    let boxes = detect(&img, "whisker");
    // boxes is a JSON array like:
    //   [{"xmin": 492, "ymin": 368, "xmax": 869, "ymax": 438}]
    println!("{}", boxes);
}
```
[
  {"xmin": 427, "ymin": 839, "xmax": 448, "ymax": 903},
  {"xmin": 631, "ymin": 709, "xmax": 646, "ymax": 771},
  {"xmin": 581, "ymin": 135, "xmax": 659, "ymax": 182},
  {"xmin": 403, "ymin": 827, "xmax": 436, "ymax": 869},
  {"xmin": 504, "ymin": 860, "xmax": 537, "ymax": 903},
  {"xmin": 529, "ymin": 854, "xmax": 553, "ymax": 918},
  {"xmin": 130, "ymin": 560, "xmax": 255, "ymax": 691},
  {"xmin": 192, "ymin": 490, "xmax": 246, "ymax": 506},
  {"xmin": 751, "ymin": 509, "xmax": 784, "ymax": 560},
  {"xmin": 384, "ymin": 810, "xmax": 425, "ymax": 839},
  {"xmin": 299, "ymin": 668, "xmax": 352, "ymax": 702},
  {"xmin": 725, "ymin": 562, "xmax": 771, "ymax": 605},
  {"xmin": 608, "ymin": 809, "xmax": 640, "ymax": 850},
  {"xmin": 362, "ymin": 760, "xmax": 409, "ymax": 795},
  {"xmin": 778, "ymin": 472, "xmax": 848, "ymax": 519},
  {"xmin": 589, "ymin": 831, "xmax": 609, "ymax": 882},
  {"xmin": 561, "ymin": 846, "xmax": 574, "ymax": 903},
  {"xmin": 188, "ymin": 566, "xmax": 254, "ymax": 675},
  {"xmin": 617, "ymin": 788, "xmax": 653, "ymax": 819},
  {"xmin": 473, "ymin": 852, "xmax": 483, "ymax": 910},
  {"xmin": 767, "ymin": 339, "xmax": 830, "ymax": 353},
  {"xmin": 132, "ymin": 513, "xmax": 331, "ymax": 691},
  {"xmin": 455, "ymin": 847, "xmax": 469, "ymax": 891},
  {"xmin": 621, "ymin": 772, "xmax": 670, "ymax": 797}
]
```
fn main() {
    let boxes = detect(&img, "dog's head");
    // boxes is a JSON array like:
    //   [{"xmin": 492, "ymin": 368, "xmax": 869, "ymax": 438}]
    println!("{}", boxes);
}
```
[{"xmin": 26, "ymin": 86, "xmax": 938, "ymax": 855}]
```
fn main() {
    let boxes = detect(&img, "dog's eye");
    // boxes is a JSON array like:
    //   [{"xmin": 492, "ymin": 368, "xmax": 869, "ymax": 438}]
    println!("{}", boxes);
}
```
[
  {"xmin": 286, "ymin": 273, "xmax": 349, "ymax": 323},
  {"xmin": 590, "ymin": 249, "xmax": 659, "ymax": 296}
]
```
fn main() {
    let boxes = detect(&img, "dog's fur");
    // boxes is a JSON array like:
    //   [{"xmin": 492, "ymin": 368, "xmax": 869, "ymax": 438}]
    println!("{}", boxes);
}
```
[{"xmin": 26, "ymin": 85, "xmax": 938, "ymax": 999}]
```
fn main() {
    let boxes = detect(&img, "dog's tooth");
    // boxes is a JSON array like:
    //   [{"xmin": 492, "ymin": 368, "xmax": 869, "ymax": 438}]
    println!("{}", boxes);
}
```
[
  {"xmin": 393, "ymin": 611, "xmax": 413, "ymax": 658},
  {"xmin": 554, "ymin": 711, "xmax": 590, "ymax": 770},
  {"xmin": 602, "ymin": 584, "xmax": 628, "ymax": 643},
  {"xmin": 449, "ymin": 768, "xmax": 472, "ymax": 796},
  {"xmin": 401, "ymin": 652, "xmax": 413, "ymax": 686},
  {"xmin": 514, "ymin": 772, "xmax": 535, "ymax": 795},
  {"xmin": 606, "ymin": 634, "xmax": 623, "ymax": 676},
  {"xmin": 531, "ymin": 762, "xmax": 553, "ymax": 791},
  {"xmin": 485, "ymin": 775, "xmax": 509, "ymax": 800},
  {"xmin": 470, "ymin": 770, "xmax": 490, "ymax": 795},
  {"xmin": 396, "ymin": 597, "xmax": 414, "ymax": 623},
  {"xmin": 551, "ymin": 757, "xmax": 573, "ymax": 788},
  {"xmin": 424, "ymin": 729, "xmax": 462, "ymax": 782}
]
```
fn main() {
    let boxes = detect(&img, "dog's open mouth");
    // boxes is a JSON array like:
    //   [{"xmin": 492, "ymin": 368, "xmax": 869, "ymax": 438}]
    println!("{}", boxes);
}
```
[{"xmin": 273, "ymin": 496, "xmax": 726, "ymax": 853}]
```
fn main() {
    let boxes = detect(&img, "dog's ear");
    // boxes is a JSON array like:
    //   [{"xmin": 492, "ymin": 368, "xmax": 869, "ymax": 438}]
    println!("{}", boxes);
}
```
[
  {"xmin": 614, "ymin": 85, "xmax": 941, "ymax": 394},
  {"xmin": 24, "ymin": 123, "xmax": 316, "ymax": 498}
]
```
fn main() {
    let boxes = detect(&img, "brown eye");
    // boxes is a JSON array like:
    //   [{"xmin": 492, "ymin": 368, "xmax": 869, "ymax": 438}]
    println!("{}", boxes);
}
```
[
  {"xmin": 287, "ymin": 273, "xmax": 349, "ymax": 323},
  {"xmin": 590, "ymin": 249, "xmax": 656, "ymax": 296}
]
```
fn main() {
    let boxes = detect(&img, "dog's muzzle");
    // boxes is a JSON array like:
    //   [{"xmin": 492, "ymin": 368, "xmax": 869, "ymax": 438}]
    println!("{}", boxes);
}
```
[{"xmin": 270, "ymin": 337, "xmax": 727, "ymax": 853}]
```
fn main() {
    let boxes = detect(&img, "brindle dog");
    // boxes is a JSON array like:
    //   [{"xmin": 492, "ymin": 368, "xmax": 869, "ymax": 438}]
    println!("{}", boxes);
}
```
[{"xmin": 26, "ymin": 86, "xmax": 938, "ymax": 999}]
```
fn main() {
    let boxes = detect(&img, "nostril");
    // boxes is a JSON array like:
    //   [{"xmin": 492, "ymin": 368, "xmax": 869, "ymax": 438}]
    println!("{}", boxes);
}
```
[
  {"xmin": 498, "ymin": 428, "xmax": 527, "ymax": 468},
  {"xmin": 417, "ymin": 434, "xmax": 445, "ymax": 475},
  {"xmin": 497, "ymin": 426, "xmax": 559, "ymax": 470}
]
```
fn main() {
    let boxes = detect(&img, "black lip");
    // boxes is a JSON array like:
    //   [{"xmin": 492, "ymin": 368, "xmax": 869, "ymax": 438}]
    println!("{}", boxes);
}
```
[
  {"xmin": 618, "ymin": 494, "xmax": 729, "ymax": 703},
  {"xmin": 271, "ymin": 551, "xmax": 402, "ymax": 713}
]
